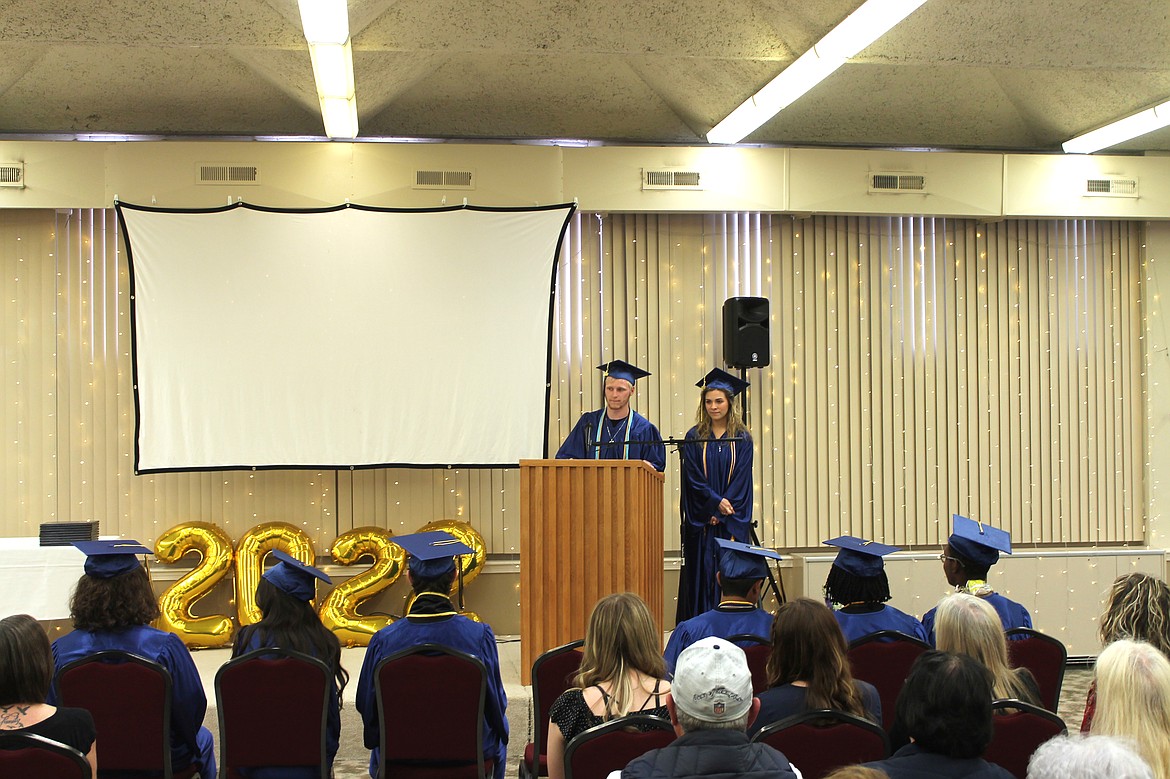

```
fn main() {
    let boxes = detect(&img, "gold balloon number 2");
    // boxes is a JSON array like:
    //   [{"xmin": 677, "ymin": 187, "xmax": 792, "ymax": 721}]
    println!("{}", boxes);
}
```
[{"xmin": 154, "ymin": 519, "xmax": 488, "ymax": 648}]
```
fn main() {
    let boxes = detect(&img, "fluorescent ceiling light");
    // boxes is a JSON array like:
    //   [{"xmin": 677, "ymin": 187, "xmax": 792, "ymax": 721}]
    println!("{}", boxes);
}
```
[
  {"xmin": 707, "ymin": 0, "xmax": 928, "ymax": 145},
  {"xmin": 298, "ymin": 0, "xmax": 349, "ymax": 44},
  {"xmin": 1063, "ymin": 100, "xmax": 1170, "ymax": 154},
  {"xmin": 298, "ymin": 0, "xmax": 358, "ymax": 139},
  {"xmin": 308, "ymin": 42, "xmax": 355, "ymax": 99},
  {"xmin": 321, "ymin": 97, "xmax": 359, "ymax": 140}
]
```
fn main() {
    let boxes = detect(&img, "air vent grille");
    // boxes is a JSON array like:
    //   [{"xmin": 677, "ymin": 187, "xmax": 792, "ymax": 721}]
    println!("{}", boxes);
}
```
[
  {"xmin": 197, "ymin": 164, "xmax": 260, "ymax": 185},
  {"xmin": 642, "ymin": 169, "xmax": 703, "ymax": 190},
  {"xmin": 0, "ymin": 162, "xmax": 25, "ymax": 188},
  {"xmin": 1084, "ymin": 177, "xmax": 1138, "ymax": 197},
  {"xmin": 413, "ymin": 169, "xmax": 476, "ymax": 189},
  {"xmin": 869, "ymin": 172, "xmax": 927, "ymax": 193}
]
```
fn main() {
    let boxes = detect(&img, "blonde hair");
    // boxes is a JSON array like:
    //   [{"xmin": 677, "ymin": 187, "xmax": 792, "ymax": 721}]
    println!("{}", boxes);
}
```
[
  {"xmin": 934, "ymin": 592, "xmax": 1038, "ymax": 704},
  {"xmin": 574, "ymin": 592, "xmax": 667, "ymax": 720},
  {"xmin": 823, "ymin": 768, "xmax": 889, "ymax": 779},
  {"xmin": 1100, "ymin": 573, "xmax": 1170, "ymax": 657},
  {"xmin": 694, "ymin": 387, "xmax": 749, "ymax": 440},
  {"xmin": 1093, "ymin": 639, "xmax": 1170, "ymax": 779}
]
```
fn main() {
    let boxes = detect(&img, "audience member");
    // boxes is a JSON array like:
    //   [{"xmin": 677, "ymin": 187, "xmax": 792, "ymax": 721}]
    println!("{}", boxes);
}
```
[
  {"xmin": 862, "ymin": 650, "xmax": 1012, "ymax": 779},
  {"xmin": 822, "ymin": 536, "xmax": 926, "ymax": 643},
  {"xmin": 622, "ymin": 637, "xmax": 799, "ymax": 779},
  {"xmin": 233, "ymin": 550, "xmax": 349, "ymax": 779},
  {"xmin": 356, "ymin": 531, "xmax": 508, "ymax": 779},
  {"xmin": 1027, "ymin": 734, "xmax": 1153, "ymax": 779},
  {"xmin": 665, "ymin": 538, "xmax": 777, "ymax": 672},
  {"xmin": 51, "ymin": 539, "xmax": 216, "ymax": 779},
  {"xmin": 750, "ymin": 597, "xmax": 880, "ymax": 736},
  {"xmin": 0, "ymin": 614, "xmax": 97, "ymax": 774},
  {"xmin": 1091, "ymin": 639, "xmax": 1170, "ymax": 779},
  {"xmin": 934, "ymin": 593, "xmax": 1042, "ymax": 706},
  {"xmin": 824, "ymin": 768, "xmax": 889, "ymax": 779},
  {"xmin": 548, "ymin": 592, "xmax": 671, "ymax": 779},
  {"xmin": 922, "ymin": 515, "xmax": 1031, "ymax": 643}
]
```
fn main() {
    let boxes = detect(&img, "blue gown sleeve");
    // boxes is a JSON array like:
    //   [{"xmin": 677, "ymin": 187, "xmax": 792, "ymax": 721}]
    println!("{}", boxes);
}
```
[
  {"xmin": 636, "ymin": 418, "xmax": 666, "ymax": 472},
  {"xmin": 555, "ymin": 413, "xmax": 593, "ymax": 460},
  {"xmin": 722, "ymin": 434, "xmax": 754, "ymax": 538},
  {"xmin": 921, "ymin": 607, "xmax": 937, "ymax": 646},
  {"xmin": 681, "ymin": 429, "xmax": 722, "ymax": 524},
  {"xmin": 663, "ymin": 626, "xmax": 689, "ymax": 675},
  {"xmin": 356, "ymin": 633, "xmax": 383, "ymax": 750},
  {"xmin": 479, "ymin": 626, "xmax": 509, "ymax": 747},
  {"xmin": 160, "ymin": 634, "xmax": 207, "ymax": 755}
]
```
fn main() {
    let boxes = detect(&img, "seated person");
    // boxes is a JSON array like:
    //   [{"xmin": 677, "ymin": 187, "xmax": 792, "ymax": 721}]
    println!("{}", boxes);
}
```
[
  {"xmin": 355, "ymin": 531, "xmax": 508, "ymax": 779},
  {"xmin": 922, "ymin": 515, "xmax": 1031, "ymax": 643},
  {"xmin": 664, "ymin": 538, "xmax": 778, "ymax": 673},
  {"xmin": 1028, "ymin": 734, "xmax": 1154, "ymax": 779},
  {"xmin": 555, "ymin": 360, "xmax": 666, "ymax": 471},
  {"xmin": 1090, "ymin": 639, "xmax": 1170, "ymax": 779},
  {"xmin": 822, "ymin": 535, "xmax": 926, "ymax": 643},
  {"xmin": 933, "ymin": 593, "xmax": 1042, "ymax": 707},
  {"xmin": 51, "ymin": 539, "xmax": 216, "ymax": 779}
]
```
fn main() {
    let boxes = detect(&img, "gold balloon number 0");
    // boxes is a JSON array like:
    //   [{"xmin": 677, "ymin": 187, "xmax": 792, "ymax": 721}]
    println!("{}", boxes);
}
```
[{"xmin": 154, "ymin": 520, "xmax": 488, "ymax": 648}]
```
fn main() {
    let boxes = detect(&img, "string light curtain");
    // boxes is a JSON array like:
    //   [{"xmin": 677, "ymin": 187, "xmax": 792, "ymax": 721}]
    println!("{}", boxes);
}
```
[{"xmin": 0, "ymin": 210, "xmax": 1144, "ymax": 554}]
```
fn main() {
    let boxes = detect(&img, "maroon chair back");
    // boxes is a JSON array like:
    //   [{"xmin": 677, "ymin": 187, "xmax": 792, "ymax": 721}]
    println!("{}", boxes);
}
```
[
  {"xmin": 0, "ymin": 732, "xmax": 91, "ymax": 779},
  {"xmin": 1004, "ymin": 628, "xmax": 1067, "ymax": 712},
  {"xmin": 847, "ymin": 630, "xmax": 931, "ymax": 731},
  {"xmin": 727, "ymin": 634, "xmax": 771, "ymax": 695},
  {"xmin": 751, "ymin": 709, "xmax": 890, "ymax": 779},
  {"xmin": 375, "ymin": 643, "xmax": 490, "ymax": 779},
  {"xmin": 984, "ymin": 699, "xmax": 1067, "ymax": 779},
  {"xmin": 53, "ymin": 649, "xmax": 196, "ymax": 778},
  {"xmin": 563, "ymin": 715, "xmax": 676, "ymax": 779},
  {"xmin": 524, "ymin": 639, "xmax": 585, "ymax": 778},
  {"xmin": 215, "ymin": 647, "xmax": 332, "ymax": 779}
]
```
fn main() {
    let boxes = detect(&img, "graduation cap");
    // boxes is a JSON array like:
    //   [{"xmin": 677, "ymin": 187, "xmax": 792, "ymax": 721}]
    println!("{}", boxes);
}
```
[
  {"xmin": 597, "ymin": 360, "xmax": 651, "ymax": 386},
  {"xmin": 73, "ymin": 539, "xmax": 153, "ymax": 579},
  {"xmin": 395, "ymin": 531, "xmax": 476, "ymax": 579},
  {"xmin": 715, "ymin": 537, "xmax": 781, "ymax": 581},
  {"xmin": 263, "ymin": 549, "xmax": 332, "ymax": 601},
  {"xmin": 947, "ymin": 514, "xmax": 1012, "ymax": 569},
  {"xmin": 696, "ymin": 368, "xmax": 750, "ymax": 398},
  {"xmin": 823, "ymin": 536, "xmax": 900, "ymax": 578}
]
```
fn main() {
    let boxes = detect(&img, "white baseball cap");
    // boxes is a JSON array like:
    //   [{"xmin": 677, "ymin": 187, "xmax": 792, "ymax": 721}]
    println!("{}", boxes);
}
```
[{"xmin": 670, "ymin": 636, "xmax": 754, "ymax": 723}]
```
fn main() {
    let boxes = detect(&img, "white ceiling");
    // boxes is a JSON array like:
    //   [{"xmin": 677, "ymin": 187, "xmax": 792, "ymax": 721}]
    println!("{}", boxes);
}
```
[{"xmin": 4, "ymin": 0, "xmax": 1170, "ymax": 153}]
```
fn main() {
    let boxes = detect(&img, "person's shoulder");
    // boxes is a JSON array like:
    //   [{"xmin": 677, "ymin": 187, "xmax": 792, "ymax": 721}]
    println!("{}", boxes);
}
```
[{"xmin": 747, "ymin": 741, "xmax": 799, "ymax": 775}]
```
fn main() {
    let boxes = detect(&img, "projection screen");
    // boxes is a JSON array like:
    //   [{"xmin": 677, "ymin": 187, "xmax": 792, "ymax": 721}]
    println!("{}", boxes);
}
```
[{"xmin": 118, "ymin": 202, "xmax": 575, "ymax": 473}]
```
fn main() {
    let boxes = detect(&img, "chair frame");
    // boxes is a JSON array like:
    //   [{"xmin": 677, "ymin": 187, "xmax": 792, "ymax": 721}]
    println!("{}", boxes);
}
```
[
  {"xmin": 215, "ymin": 646, "xmax": 332, "ymax": 779},
  {"xmin": 847, "ymin": 629, "xmax": 932, "ymax": 731},
  {"xmin": 1004, "ymin": 627, "xmax": 1067, "ymax": 711},
  {"xmin": 726, "ymin": 633, "xmax": 771, "ymax": 694},
  {"xmin": 562, "ymin": 713, "xmax": 676, "ymax": 779},
  {"xmin": 986, "ymin": 697, "xmax": 1068, "ymax": 779},
  {"xmin": 524, "ymin": 638, "xmax": 584, "ymax": 779},
  {"xmin": 53, "ymin": 649, "xmax": 185, "ymax": 779},
  {"xmin": 374, "ymin": 642, "xmax": 490, "ymax": 779},
  {"xmin": 751, "ymin": 708, "xmax": 890, "ymax": 778},
  {"xmin": 0, "ymin": 731, "xmax": 92, "ymax": 779}
]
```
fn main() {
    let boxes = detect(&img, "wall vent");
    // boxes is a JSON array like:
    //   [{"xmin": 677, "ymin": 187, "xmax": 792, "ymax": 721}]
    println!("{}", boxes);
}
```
[
  {"xmin": 642, "ymin": 168, "xmax": 703, "ymax": 190},
  {"xmin": 197, "ymin": 163, "xmax": 260, "ymax": 185},
  {"xmin": 0, "ymin": 162, "xmax": 25, "ymax": 188},
  {"xmin": 413, "ymin": 169, "xmax": 475, "ymax": 189},
  {"xmin": 1084, "ymin": 177, "xmax": 1139, "ymax": 197},
  {"xmin": 868, "ymin": 172, "xmax": 927, "ymax": 193}
]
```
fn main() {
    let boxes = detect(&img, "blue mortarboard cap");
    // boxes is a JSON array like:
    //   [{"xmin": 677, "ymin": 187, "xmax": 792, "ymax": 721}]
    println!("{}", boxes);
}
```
[
  {"xmin": 947, "ymin": 514, "xmax": 1012, "ymax": 568},
  {"xmin": 824, "ymin": 536, "xmax": 900, "ymax": 578},
  {"xmin": 597, "ymin": 360, "xmax": 651, "ymax": 386},
  {"xmin": 395, "ymin": 531, "xmax": 475, "ymax": 579},
  {"xmin": 263, "ymin": 549, "xmax": 332, "ymax": 601},
  {"xmin": 73, "ymin": 539, "xmax": 153, "ymax": 579},
  {"xmin": 715, "ymin": 537, "xmax": 781, "ymax": 580},
  {"xmin": 696, "ymin": 368, "xmax": 750, "ymax": 398}
]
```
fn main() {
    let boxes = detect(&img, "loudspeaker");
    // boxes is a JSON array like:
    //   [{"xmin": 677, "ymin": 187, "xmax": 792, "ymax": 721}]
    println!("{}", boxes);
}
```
[{"xmin": 722, "ymin": 297, "xmax": 770, "ymax": 368}]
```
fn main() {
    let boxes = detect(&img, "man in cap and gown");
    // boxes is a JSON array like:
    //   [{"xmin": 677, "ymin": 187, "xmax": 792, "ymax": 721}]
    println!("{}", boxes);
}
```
[
  {"xmin": 822, "ymin": 536, "xmax": 927, "ymax": 643},
  {"xmin": 664, "ymin": 538, "xmax": 777, "ymax": 673},
  {"xmin": 555, "ymin": 360, "xmax": 666, "ymax": 472},
  {"xmin": 921, "ymin": 514, "xmax": 1033, "ymax": 644},
  {"xmin": 356, "ymin": 531, "xmax": 508, "ymax": 779}
]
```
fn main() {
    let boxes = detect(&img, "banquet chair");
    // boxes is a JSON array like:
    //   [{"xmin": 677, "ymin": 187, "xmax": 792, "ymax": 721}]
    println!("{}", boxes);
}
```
[
  {"xmin": 984, "ymin": 699, "xmax": 1068, "ymax": 779},
  {"xmin": 522, "ymin": 638, "xmax": 585, "ymax": 779},
  {"xmin": 751, "ymin": 709, "xmax": 889, "ymax": 779},
  {"xmin": 726, "ymin": 633, "xmax": 771, "ymax": 695},
  {"xmin": 0, "ymin": 732, "xmax": 91, "ymax": 779},
  {"xmin": 563, "ymin": 714, "xmax": 676, "ymax": 779},
  {"xmin": 847, "ymin": 630, "xmax": 931, "ymax": 731},
  {"xmin": 215, "ymin": 647, "xmax": 332, "ymax": 779},
  {"xmin": 1004, "ymin": 627, "xmax": 1067, "ymax": 712},
  {"xmin": 375, "ymin": 643, "xmax": 492, "ymax": 779},
  {"xmin": 53, "ymin": 649, "xmax": 199, "ymax": 779}
]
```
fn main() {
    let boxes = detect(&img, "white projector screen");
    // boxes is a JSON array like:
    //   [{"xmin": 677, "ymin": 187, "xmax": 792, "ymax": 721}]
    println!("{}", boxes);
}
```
[{"xmin": 118, "ymin": 202, "xmax": 574, "ymax": 472}]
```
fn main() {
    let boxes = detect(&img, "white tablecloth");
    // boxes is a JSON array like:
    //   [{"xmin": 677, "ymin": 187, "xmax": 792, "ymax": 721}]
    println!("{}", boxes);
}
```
[{"xmin": 0, "ymin": 537, "xmax": 88, "ymax": 620}]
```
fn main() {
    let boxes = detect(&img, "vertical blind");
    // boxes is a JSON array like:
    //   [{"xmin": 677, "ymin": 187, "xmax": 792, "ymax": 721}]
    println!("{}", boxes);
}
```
[{"xmin": 0, "ymin": 209, "xmax": 1144, "ymax": 553}]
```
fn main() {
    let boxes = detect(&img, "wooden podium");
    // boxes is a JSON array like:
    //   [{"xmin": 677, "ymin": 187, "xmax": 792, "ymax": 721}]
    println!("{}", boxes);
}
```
[{"xmin": 519, "ymin": 459, "xmax": 665, "ymax": 683}]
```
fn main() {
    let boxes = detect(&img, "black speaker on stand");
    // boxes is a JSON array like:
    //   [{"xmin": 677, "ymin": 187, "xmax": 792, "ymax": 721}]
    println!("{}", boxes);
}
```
[{"xmin": 722, "ymin": 296, "xmax": 770, "ymax": 368}]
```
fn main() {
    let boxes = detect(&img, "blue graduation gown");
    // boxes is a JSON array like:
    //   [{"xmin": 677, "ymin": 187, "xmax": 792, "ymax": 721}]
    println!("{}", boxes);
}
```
[
  {"xmin": 50, "ymin": 624, "xmax": 217, "ymax": 779},
  {"xmin": 921, "ymin": 591, "xmax": 1032, "ymax": 645},
  {"xmin": 355, "ymin": 596, "xmax": 509, "ymax": 779},
  {"xmin": 664, "ymin": 603, "xmax": 774, "ymax": 673},
  {"xmin": 676, "ymin": 428, "xmax": 754, "ymax": 622},
  {"xmin": 834, "ymin": 604, "xmax": 928, "ymax": 644},
  {"xmin": 555, "ymin": 409, "xmax": 666, "ymax": 472}
]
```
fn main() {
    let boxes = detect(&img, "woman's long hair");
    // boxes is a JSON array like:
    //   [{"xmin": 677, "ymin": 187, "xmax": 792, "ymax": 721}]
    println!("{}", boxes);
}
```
[
  {"xmin": 694, "ymin": 387, "xmax": 749, "ymax": 440},
  {"xmin": 765, "ymin": 597, "xmax": 868, "ymax": 718},
  {"xmin": 1100, "ymin": 573, "xmax": 1170, "ymax": 657},
  {"xmin": 234, "ymin": 578, "xmax": 349, "ymax": 703},
  {"xmin": 0, "ymin": 614, "xmax": 52, "ymax": 706},
  {"xmin": 1093, "ymin": 639, "xmax": 1170, "ymax": 779},
  {"xmin": 574, "ymin": 592, "xmax": 666, "ymax": 720},
  {"xmin": 934, "ymin": 593, "xmax": 1038, "ymax": 704},
  {"xmin": 70, "ymin": 565, "xmax": 161, "ymax": 631}
]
